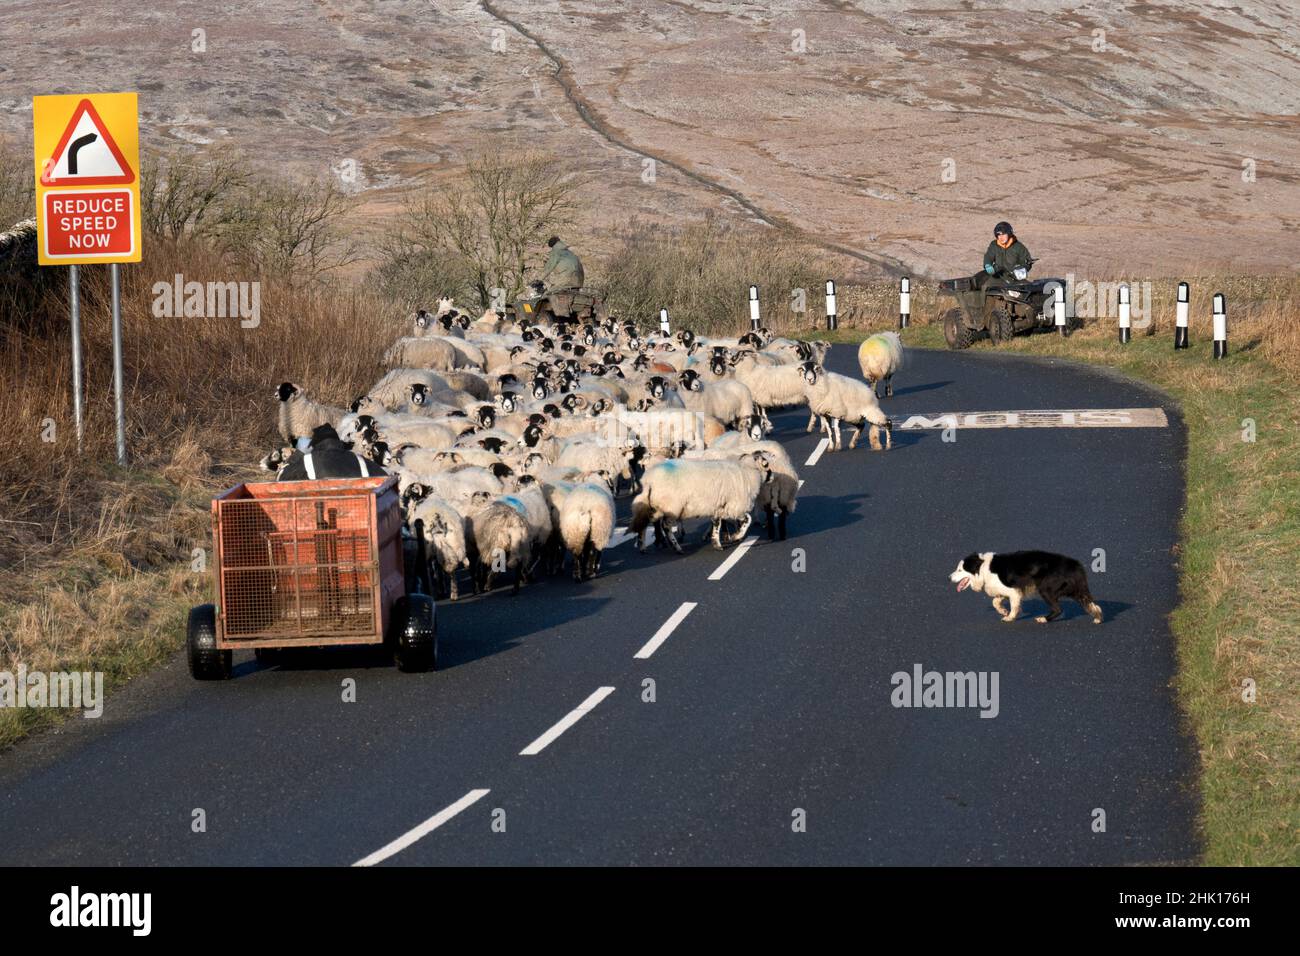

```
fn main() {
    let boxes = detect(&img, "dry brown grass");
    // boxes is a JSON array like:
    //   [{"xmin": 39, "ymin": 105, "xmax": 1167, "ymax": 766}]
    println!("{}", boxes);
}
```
[
  {"xmin": 0, "ymin": 218, "xmax": 407, "ymax": 744},
  {"xmin": 602, "ymin": 217, "xmax": 834, "ymax": 335}
]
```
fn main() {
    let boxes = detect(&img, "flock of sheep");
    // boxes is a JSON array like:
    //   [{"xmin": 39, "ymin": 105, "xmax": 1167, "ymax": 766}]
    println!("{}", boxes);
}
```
[{"xmin": 266, "ymin": 298, "xmax": 903, "ymax": 598}]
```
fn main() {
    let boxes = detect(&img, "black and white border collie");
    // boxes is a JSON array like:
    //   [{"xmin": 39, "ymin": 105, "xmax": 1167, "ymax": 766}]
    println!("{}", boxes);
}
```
[{"xmin": 949, "ymin": 551, "xmax": 1103, "ymax": 624}]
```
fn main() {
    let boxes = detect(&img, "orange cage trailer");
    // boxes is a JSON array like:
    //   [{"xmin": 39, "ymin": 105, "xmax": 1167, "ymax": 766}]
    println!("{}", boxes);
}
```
[{"xmin": 186, "ymin": 476, "xmax": 437, "ymax": 679}]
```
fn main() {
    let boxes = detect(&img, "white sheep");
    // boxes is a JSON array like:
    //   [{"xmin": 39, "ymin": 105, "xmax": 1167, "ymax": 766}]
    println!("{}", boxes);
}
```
[
  {"xmin": 558, "ymin": 481, "xmax": 616, "ymax": 580},
  {"xmin": 275, "ymin": 382, "xmax": 346, "ymax": 445},
  {"xmin": 676, "ymin": 370, "xmax": 761, "ymax": 436},
  {"xmin": 367, "ymin": 368, "xmax": 451, "ymax": 409},
  {"xmin": 628, "ymin": 452, "xmax": 772, "ymax": 553},
  {"xmin": 800, "ymin": 362, "xmax": 892, "ymax": 451},
  {"xmin": 687, "ymin": 438, "xmax": 799, "ymax": 540},
  {"xmin": 384, "ymin": 336, "xmax": 464, "ymax": 371},
  {"xmin": 857, "ymin": 331, "xmax": 904, "ymax": 398},
  {"xmin": 468, "ymin": 501, "xmax": 532, "ymax": 594},
  {"xmin": 729, "ymin": 352, "xmax": 809, "ymax": 430},
  {"xmin": 499, "ymin": 480, "xmax": 553, "ymax": 568},
  {"xmin": 406, "ymin": 493, "xmax": 471, "ymax": 600}
]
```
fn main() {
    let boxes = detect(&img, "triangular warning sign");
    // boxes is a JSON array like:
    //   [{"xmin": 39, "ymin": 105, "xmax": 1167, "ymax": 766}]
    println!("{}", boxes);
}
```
[{"xmin": 41, "ymin": 98, "xmax": 135, "ymax": 186}]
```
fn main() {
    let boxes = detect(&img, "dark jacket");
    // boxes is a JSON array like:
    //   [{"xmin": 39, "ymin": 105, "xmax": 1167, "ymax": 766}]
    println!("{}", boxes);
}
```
[
  {"xmin": 277, "ymin": 425, "xmax": 386, "ymax": 481},
  {"xmin": 983, "ymin": 237, "xmax": 1033, "ymax": 278},
  {"xmin": 540, "ymin": 240, "xmax": 584, "ymax": 291}
]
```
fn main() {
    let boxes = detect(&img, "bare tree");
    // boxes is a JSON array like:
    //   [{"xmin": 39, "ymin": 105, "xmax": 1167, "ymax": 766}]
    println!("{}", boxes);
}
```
[
  {"xmin": 220, "ymin": 175, "xmax": 359, "ymax": 284},
  {"xmin": 140, "ymin": 147, "xmax": 248, "ymax": 244},
  {"xmin": 392, "ymin": 152, "xmax": 583, "ymax": 309}
]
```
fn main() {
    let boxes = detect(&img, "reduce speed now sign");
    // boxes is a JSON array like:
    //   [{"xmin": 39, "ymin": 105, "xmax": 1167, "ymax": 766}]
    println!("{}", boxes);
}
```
[{"xmin": 33, "ymin": 92, "xmax": 142, "ymax": 266}]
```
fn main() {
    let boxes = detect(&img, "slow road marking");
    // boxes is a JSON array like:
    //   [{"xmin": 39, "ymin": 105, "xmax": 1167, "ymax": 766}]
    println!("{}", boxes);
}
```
[
  {"xmin": 353, "ymin": 788, "xmax": 490, "ymax": 867},
  {"xmin": 893, "ymin": 408, "xmax": 1168, "ymax": 429},
  {"xmin": 520, "ymin": 686, "xmax": 616, "ymax": 755},
  {"xmin": 635, "ymin": 601, "xmax": 697, "ymax": 659}
]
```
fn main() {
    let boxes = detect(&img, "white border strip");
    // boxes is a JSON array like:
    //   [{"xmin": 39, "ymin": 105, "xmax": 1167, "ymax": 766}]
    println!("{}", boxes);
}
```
[
  {"xmin": 634, "ymin": 601, "xmax": 697, "ymax": 659},
  {"xmin": 353, "ymin": 788, "xmax": 490, "ymax": 867},
  {"xmin": 520, "ymin": 686, "xmax": 616, "ymax": 756},
  {"xmin": 708, "ymin": 535, "xmax": 758, "ymax": 581},
  {"xmin": 804, "ymin": 437, "xmax": 829, "ymax": 466}
]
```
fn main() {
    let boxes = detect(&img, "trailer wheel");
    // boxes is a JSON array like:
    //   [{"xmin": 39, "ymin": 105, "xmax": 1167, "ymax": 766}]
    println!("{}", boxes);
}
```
[
  {"xmin": 187, "ymin": 604, "xmax": 231, "ymax": 680},
  {"xmin": 391, "ymin": 594, "xmax": 438, "ymax": 673},
  {"xmin": 942, "ymin": 309, "xmax": 974, "ymax": 350}
]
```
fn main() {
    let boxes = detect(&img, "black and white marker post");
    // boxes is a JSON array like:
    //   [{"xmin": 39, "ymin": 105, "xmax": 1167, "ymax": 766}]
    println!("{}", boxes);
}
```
[
  {"xmin": 1054, "ymin": 284, "xmax": 1067, "ymax": 337},
  {"xmin": 748, "ymin": 284, "xmax": 760, "ymax": 332},
  {"xmin": 1213, "ymin": 292, "xmax": 1228, "ymax": 359},
  {"xmin": 825, "ymin": 279, "xmax": 838, "ymax": 331},
  {"xmin": 1118, "ymin": 284, "xmax": 1131, "ymax": 344},
  {"xmin": 899, "ymin": 276, "xmax": 911, "ymax": 329},
  {"xmin": 659, "ymin": 308, "xmax": 670, "ymax": 336},
  {"xmin": 1175, "ymin": 281, "xmax": 1190, "ymax": 350}
]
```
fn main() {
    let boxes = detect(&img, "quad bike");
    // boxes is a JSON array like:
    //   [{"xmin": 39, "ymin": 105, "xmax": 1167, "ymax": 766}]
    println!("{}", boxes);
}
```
[
  {"xmin": 505, "ymin": 281, "xmax": 607, "ymax": 326},
  {"xmin": 938, "ymin": 263, "xmax": 1068, "ymax": 349}
]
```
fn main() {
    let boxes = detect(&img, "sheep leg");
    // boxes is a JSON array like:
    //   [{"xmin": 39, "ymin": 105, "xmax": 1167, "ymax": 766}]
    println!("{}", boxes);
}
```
[
  {"xmin": 832, "ymin": 418, "xmax": 843, "ymax": 450},
  {"xmin": 779, "ymin": 507, "xmax": 789, "ymax": 541},
  {"xmin": 710, "ymin": 519, "xmax": 724, "ymax": 550},
  {"xmin": 885, "ymin": 374, "xmax": 894, "ymax": 398},
  {"xmin": 849, "ymin": 423, "xmax": 862, "ymax": 450},
  {"xmin": 572, "ymin": 547, "xmax": 584, "ymax": 582},
  {"xmin": 448, "ymin": 569, "xmax": 459, "ymax": 602},
  {"xmin": 869, "ymin": 424, "xmax": 882, "ymax": 451},
  {"xmin": 765, "ymin": 504, "xmax": 776, "ymax": 540},
  {"xmin": 664, "ymin": 519, "xmax": 684, "ymax": 554},
  {"xmin": 805, "ymin": 408, "xmax": 816, "ymax": 433},
  {"xmin": 734, "ymin": 513, "xmax": 752, "ymax": 542}
]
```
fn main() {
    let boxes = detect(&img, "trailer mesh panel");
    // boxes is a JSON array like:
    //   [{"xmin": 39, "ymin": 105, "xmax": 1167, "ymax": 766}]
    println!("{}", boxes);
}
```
[{"xmin": 217, "ymin": 492, "xmax": 379, "ymax": 640}]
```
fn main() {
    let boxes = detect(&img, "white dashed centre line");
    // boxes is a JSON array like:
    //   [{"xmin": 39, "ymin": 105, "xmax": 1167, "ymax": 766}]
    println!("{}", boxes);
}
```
[
  {"xmin": 520, "ymin": 686, "xmax": 616, "ymax": 756},
  {"xmin": 804, "ymin": 437, "xmax": 830, "ymax": 467},
  {"xmin": 634, "ymin": 601, "xmax": 697, "ymax": 659},
  {"xmin": 708, "ymin": 535, "xmax": 759, "ymax": 581},
  {"xmin": 353, "ymin": 788, "xmax": 490, "ymax": 867}
]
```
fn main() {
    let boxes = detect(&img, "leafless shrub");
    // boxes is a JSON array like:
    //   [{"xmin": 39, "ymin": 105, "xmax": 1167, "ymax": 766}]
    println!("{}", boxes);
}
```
[
  {"xmin": 140, "ymin": 146, "xmax": 248, "ymax": 244},
  {"xmin": 603, "ymin": 216, "xmax": 831, "ymax": 335},
  {"xmin": 373, "ymin": 152, "xmax": 583, "ymax": 310}
]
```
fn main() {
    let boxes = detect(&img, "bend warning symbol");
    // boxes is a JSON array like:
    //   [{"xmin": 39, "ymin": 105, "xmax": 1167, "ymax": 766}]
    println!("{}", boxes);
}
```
[{"xmin": 41, "ymin": 98, "xmax": 135, "ymax": 186}]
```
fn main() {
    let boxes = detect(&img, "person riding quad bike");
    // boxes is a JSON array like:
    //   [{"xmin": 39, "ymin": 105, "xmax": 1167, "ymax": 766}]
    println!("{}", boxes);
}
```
[
  {"xmin": 506, "ymin": 237, "xmax": 602, "ymax": 325},
  {"xmin": 938, "ymin": 221, "xmax": 1063, "ymax": 349},
  {"xmin": 539, "ymin": 236, "xmax": 584, "ymax": 292},
  {"xmin": 974, "ymin": 221, "xmax": 1032, "ymax": 288}
]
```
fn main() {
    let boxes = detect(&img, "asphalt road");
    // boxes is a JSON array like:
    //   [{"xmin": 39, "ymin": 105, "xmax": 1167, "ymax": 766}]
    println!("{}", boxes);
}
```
[{"xmin": 0, "ymin": 345, "xmax": 1199, "ymax": 865}]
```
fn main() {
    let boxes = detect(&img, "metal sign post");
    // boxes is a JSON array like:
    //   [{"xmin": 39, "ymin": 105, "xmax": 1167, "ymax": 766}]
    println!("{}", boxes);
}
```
[
  {"xmin": 68, "ymin": 264, "xmax": 84, "ymax": 452},
  {"xmin": 111, "ymin": 263, "xmax": 126, "ymax": 464}
]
